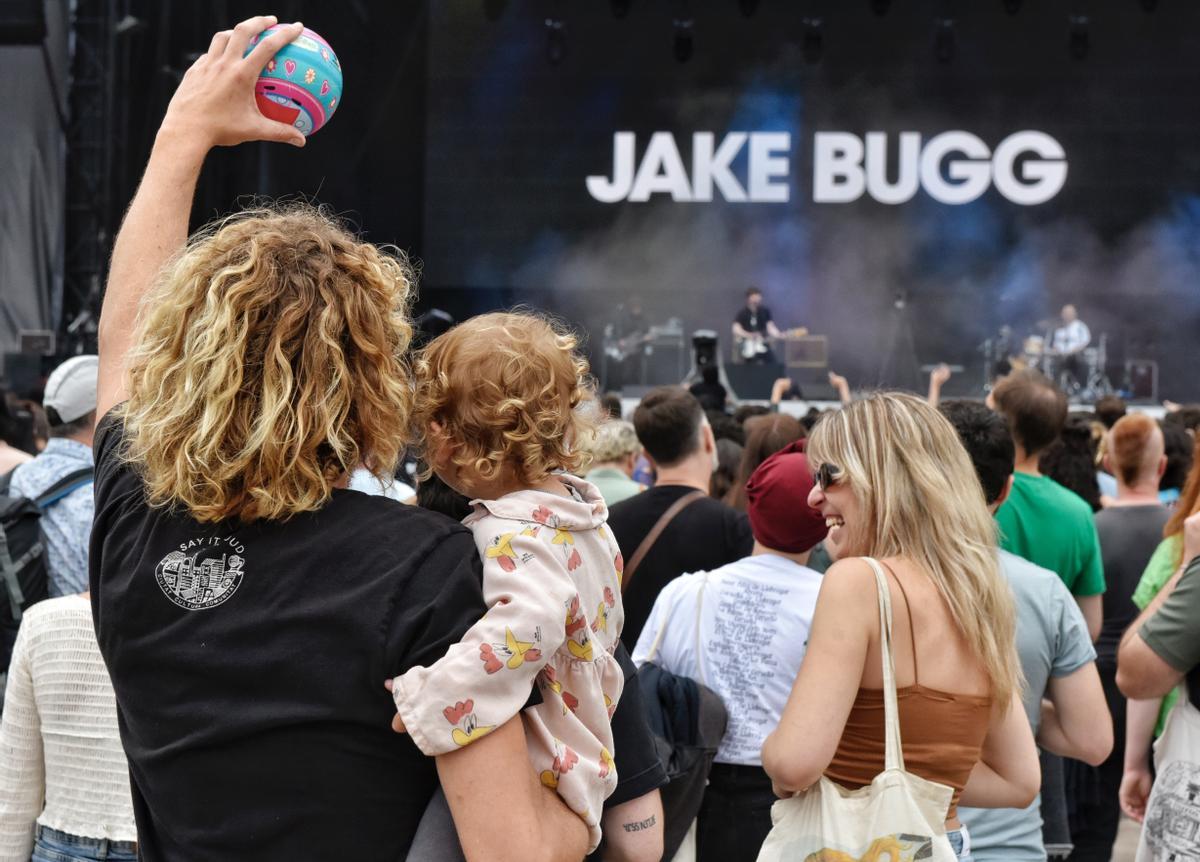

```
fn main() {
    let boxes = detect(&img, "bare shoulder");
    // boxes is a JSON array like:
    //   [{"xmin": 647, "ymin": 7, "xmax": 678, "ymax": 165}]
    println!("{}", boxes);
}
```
[
  {"xmin": 822, "ymin": 557, "xmax": 878, "ymax": 592},
  {"xmin": 816, "ymin": 558, "xmax": 880, "ymax": 621}
]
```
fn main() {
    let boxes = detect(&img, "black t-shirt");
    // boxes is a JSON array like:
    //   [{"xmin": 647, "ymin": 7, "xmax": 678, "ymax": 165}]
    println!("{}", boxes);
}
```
[
  {"xmin": 734, "ymin": 305, "xmax": 772, "ymax": 335},
  {"xmin": 607, "ymin": 485, "xmax": 754, "ymax": 644},
  {"xmin": 89, "ymin": 414, "xmax": 487, "ymax": 861},
  {"xmin": 1094, "ymin": 504, "xmax": 1172, "ymax": 666}
]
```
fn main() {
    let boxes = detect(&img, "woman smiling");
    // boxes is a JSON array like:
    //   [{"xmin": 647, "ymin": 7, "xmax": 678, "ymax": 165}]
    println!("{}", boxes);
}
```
[{"xmin": 761, "ymin": 392, "xmax": 1040, "ymax": 860}]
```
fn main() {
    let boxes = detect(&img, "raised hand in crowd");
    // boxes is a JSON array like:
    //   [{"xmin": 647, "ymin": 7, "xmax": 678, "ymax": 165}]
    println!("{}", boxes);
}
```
[
  {"xmin": 827, "ymin": 371, "xmax": 851, "ymax": 405},
  {"xmin": 97, "ymin": 15, "xmax": 306, "ymax": 421},
  {"xmin": 927, "ymin": 363, "xmax": 952, "ymax": 407}
]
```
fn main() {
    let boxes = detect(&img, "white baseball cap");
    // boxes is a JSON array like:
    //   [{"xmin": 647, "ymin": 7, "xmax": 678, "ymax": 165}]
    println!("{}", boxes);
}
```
[{"xmin": 43, "ymin": 355, "xmax": 99, "ymax": 424}]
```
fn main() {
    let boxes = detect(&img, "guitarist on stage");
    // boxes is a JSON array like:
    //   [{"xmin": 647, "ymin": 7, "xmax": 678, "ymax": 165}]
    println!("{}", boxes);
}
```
[{"xmin": 732, "ymin": 286, "xmax": 783, "ymax": 364}]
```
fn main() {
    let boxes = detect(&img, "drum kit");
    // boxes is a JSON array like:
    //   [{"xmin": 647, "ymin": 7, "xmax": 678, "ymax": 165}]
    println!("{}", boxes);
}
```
[{"xmin": 988, "ymin": 323, "xmax": 1114, "ymax": 401}]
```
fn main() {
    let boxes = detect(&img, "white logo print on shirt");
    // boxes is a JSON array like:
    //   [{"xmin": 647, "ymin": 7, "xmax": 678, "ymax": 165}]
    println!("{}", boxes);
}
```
[{"xmin": 155, "ymin": 536, "xmax": 246, "ymax": 611}]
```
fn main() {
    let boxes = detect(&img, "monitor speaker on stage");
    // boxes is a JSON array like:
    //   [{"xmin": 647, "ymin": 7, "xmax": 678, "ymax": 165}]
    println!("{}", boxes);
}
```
[
  {"xmin": 724, "ymin": 363, "xmax": 785, "ymax": 401},
  {"xmin": 0, "ymin": 0, "xmax": 46, "ymax": 43},
  {"xmin": 1125, "ymin": 359, "xmax": 1158, "ymax": 403}
]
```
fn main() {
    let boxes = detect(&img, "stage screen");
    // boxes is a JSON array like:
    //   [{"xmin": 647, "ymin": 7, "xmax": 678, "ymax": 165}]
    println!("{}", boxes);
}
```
[{"xmin": 423, "ymin": 2, "xmax": 1200, "ymax": 397}]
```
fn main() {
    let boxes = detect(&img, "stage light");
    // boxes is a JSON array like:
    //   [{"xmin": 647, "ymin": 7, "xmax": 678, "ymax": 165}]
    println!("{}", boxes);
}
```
[
  {"xmin": 802, "ymin": 17, "xmax": 823, "ymax": 64},
  {"xmin": 1002, "ymin": 0, "xmax": 1022, "ymax": 14},
  {"xmin": 545, "ymin": 17, "xmax": 566, "ymax": 65},
  {"xmin": 673, "ymin": 18, "xmax": 694, "ymax": 63},
  {"xmin": 738, "ymin": 0, "xmax": 760, "ymax": 17},
  {"xmin": 482, "ymin": 0, "xmax": 507, "ymax": 21},
  {"xmin": 934, "ymin": 17, "xmax": 955, "ymax": 64},
  {"xmin": 1069, "ymin": 14, "xmax": 1089, "ymax": 61},
  {"xmin": 871, "ymin": 0, "xmax": 891, "ymax": 16},
  {"xmin": 610, "ymin": 0, "xmax": 631, "ymax": 19}
]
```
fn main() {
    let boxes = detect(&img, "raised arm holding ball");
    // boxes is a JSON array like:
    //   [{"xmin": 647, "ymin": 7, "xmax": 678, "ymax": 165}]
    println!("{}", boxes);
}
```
[{"xmin": 93, "ymin": 16, "xmax": 587, "ymax": 862}]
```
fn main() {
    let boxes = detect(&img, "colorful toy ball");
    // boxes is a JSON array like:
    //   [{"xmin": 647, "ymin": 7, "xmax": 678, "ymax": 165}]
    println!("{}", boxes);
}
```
[{"xmin": 245, "ymin": 26, "xmax": 343, "ymax": 136}]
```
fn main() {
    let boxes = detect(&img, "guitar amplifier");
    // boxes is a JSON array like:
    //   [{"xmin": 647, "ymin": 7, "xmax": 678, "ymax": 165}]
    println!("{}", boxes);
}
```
[{"xmin": 784, "ymin": 335, "xmax": 828, "ymax": 369}]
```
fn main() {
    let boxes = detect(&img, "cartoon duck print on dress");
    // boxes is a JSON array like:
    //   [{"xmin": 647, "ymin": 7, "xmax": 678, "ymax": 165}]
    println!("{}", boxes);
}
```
[
  {"xmin": 539, "ymin": 664, "xmax": 580, "ymax": 715},
  {"xmin": 479, "ymin": 627, "xmax": 542, "ymax": 673},
  {"xmin": 532, "ymin": 505, "xmax": 584, "ymax": 572},
  {"xmin": 563, "ymin": 594, "xmax": 594, "ymax": 662},
  {"xmin": 592, "ymin": 587, "xmax": 617, "ymax": 635},
  {"xmin": 443, "ymin": 698, "xmax": 496, "ymax": 747},
  {"xmin": 599, "ymin": 747, "xmax": 615, "ymax": 779},
  {"xmin": 539, "ymin": 738, "xmax": 580, "ymax": 789}
]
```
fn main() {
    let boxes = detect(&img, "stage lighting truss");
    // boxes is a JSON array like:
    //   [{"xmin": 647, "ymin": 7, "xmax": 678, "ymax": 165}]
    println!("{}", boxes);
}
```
[
  {"xmin": 673, "ymin": 17, "xmax": 694, "ymax": 63},
  {"xmin": 1069, "ymin": 14, "xmax": 1090, "ymax": 60},
  {"xmin": 544, "ymin": 16, "xmax": 566, "ymax": 65},
  {"xmin": 802, "ymin": 17, "xmax": 823, "ymax": 64},
  {"xmin": 934, "ymin": 17, "xmax": 955, "ymax": 64}
]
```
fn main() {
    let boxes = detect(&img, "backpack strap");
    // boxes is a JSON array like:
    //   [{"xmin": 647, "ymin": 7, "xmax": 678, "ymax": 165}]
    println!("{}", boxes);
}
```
[
  {"xmin": 621, "ymin": 489, "xmax": 706, "ymax": 593},
  {"xmin": 34, "ymin": 467, "xmax": 95, "ymax": 508}
]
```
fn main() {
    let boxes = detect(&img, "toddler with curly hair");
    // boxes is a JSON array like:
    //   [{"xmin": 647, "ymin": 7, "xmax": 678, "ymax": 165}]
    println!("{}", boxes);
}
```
[{"xmin": 388, "ymin": 311, "xmax": 625, "ymax": 853}]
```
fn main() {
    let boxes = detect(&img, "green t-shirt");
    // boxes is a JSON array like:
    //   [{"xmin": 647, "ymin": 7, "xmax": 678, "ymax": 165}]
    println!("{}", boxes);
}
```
[
  {"xmin": 995, "ymin": 472, "xmax": 1105, "ymax": 596},
  {"xmin": 1132, "ymin": 535, "xmax": 1184, "ymax": 734},
  {"xmin": 1139, "ymin": 557, "xmax": 1200, "ymax": 709}
]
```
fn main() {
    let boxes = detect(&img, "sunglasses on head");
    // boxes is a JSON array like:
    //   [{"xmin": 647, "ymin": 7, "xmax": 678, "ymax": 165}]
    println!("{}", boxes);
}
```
[{"xmin": 812, "ymin": 462, "xmax": 841, "ymax": 490}]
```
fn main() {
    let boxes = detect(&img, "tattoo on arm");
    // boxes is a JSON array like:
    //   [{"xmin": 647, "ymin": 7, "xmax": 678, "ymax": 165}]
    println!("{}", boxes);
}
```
[{"xmin": 622, "ymin": 815, "xmax": 657, "ymax": 833}]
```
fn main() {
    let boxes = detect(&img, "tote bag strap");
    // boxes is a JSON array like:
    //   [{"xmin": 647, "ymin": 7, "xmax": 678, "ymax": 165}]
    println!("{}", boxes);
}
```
[{"xmin": 862, "ymin": 556, "xmax": 906, "ymax": 773}]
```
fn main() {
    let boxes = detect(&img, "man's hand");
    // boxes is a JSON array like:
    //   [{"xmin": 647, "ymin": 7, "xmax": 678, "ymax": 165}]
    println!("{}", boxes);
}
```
[
  {"xmin": 160, "ymin": 16, "xmax": 307, "ymax": 153},
  {"xmin": 96, "ymin": 15, "xmax": 309, "ymax": 419},
  {"xmin": 1119, "ymin": 765, "xmax": 1153, "ymax": 822}
]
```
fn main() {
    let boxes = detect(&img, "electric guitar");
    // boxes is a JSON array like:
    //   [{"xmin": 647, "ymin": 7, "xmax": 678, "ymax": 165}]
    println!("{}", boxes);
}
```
[{"xmin": 736, "ymin": 327, "xmax": 809, "ymax": 360}]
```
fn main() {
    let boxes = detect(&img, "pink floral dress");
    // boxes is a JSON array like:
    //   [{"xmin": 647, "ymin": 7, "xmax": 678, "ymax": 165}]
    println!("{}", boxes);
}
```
[{"xmin": 392, "ymin": 474, "xmax": 626, "ymax": 850}]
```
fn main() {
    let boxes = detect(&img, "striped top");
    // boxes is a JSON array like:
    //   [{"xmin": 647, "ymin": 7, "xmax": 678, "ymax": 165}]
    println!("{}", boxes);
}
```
[{"xmin": 0, "ymin": 595, "xmax": 136, "ymax": 860}]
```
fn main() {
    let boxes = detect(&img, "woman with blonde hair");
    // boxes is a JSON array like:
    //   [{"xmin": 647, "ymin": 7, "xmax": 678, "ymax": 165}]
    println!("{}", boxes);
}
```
[
  {"xmin": 762, "ymin": 393, "xmax": 1040, "ymax": 859},
  {"xmin": 87, "ymin": 16, "xmax": 587, "ymax": 862}
]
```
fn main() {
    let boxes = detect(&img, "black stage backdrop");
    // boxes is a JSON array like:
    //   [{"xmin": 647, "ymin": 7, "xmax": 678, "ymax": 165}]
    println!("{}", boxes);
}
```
[
  {"xmin": 423, "ymin": 1, "xmax": 1200, "ymax": 399},
  {"xmin": 100, "ymin": 2, "xmax": 1200, "ymax": 399}
]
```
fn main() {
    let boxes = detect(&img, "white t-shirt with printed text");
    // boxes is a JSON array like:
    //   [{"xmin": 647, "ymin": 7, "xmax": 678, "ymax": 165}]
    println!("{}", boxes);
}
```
[{"xmin": 631, "ymin": 553, "xmax": 822, "ymax": 766}]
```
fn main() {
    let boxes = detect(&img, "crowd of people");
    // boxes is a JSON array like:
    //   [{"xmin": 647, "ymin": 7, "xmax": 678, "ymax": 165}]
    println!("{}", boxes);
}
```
[{"xmin": 1, "ymin": 17, "xmax": 1200, "ymax": 862}]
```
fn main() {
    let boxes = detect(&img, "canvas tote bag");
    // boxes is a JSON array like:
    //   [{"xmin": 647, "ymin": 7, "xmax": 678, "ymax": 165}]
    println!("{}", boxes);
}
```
[
  {"xmin": 1135, "ymin": 685, "xmax": 1200, "ymax": 861},
  {"xmin": 756, "ymin": 557, "xmax": 958, "ymax": 862}
]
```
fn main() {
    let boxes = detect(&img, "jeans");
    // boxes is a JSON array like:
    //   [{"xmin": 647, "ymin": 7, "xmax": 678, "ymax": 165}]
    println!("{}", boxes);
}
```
[
  {"xmin": 696, "ymin": 762, "xmax": 777, "ymax": 862},
  {"xmin": 948, "ymin": 827, "xmax": 972, "ymax": 861},
  {"xmin": 31, "ymin": 826, "xmax": 137, "ymax": 862}
]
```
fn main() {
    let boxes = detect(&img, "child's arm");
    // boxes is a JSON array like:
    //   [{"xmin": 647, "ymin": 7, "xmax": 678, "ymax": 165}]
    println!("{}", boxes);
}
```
[{"xmin": 391, "ymin": 527, "xmax": 580, "ymax": 756}]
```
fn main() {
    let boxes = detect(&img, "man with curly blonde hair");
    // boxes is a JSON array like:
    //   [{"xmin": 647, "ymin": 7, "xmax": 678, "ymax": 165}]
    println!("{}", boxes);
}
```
[{"xmin": 88, "ymin": 16, "xmax": 586, "ymax": 862}]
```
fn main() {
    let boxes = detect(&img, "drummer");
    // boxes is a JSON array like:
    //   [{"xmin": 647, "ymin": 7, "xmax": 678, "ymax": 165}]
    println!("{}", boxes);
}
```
[{"xmin": 1051, "ymin": 304, "xmax": 1091, "ymax": 388}]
